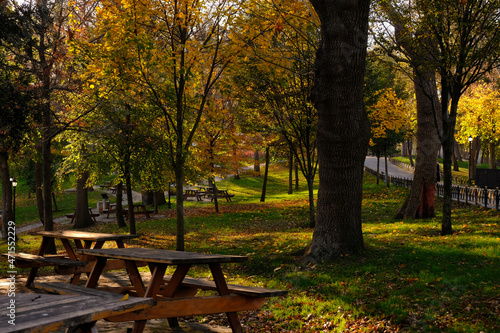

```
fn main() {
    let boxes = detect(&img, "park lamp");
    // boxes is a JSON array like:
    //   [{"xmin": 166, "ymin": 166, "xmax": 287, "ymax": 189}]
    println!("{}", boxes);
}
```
[
  {"xmin": 10, "ymin": 178, "xmax": 18, "ymax": 188},
  {"xmin": 468, "ymin": 135, "xmax": 473, "ymax": 143}
]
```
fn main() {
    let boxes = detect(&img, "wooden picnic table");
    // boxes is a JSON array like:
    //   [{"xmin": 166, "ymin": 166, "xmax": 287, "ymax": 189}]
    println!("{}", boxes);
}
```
[
  {"xmin": 65, "ymin": 207, "xmax": 100, "ymax": 224},
  {"xmin": 0, "ymin": 292, "xmax": 153, "ymax": 333},
  {"xmin": 122, "ymin": 204, "xmax": 154, "ymax": 219},
  {"xmin": 69, "ymin": 247, "xmax": 285, "ymax": 333},
  {"xmin": 20, "ymin": 231, "xmax": 139, "ymax": 286}
]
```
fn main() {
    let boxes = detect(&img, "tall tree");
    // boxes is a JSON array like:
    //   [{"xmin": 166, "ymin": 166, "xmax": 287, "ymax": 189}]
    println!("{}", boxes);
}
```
[
  {"xmin": 306, "ymin": 0, "xmax": 371, "ymax": 260},
  {"xmin": 373, "ymin": 1, "xmax": 442, "ymax": 219},
  {"xmin": 0, "ymin": 3, "xmax": 32, "ymax": 238}
]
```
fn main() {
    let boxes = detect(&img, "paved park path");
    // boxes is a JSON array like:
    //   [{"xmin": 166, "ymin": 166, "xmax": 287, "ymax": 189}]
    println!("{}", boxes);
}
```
[{"xmin": 364, "ymin": 156, "xmax": 414, "ymax": 179}]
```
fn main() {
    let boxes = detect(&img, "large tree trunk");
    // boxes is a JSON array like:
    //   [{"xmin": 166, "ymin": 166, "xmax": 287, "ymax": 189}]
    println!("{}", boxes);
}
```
[
  {"xmin": 74, "ymin": 171, "xmax": 93, "ymax": 228},
  {"xmin": 395, "ymin": 71, "xmax": 441, "ymax": 219},
  {"xmin": 0, "ymin": 152, "xmax": 13, "ymax": 239},
  {"xmin": 306, "ymin": 0, "xmax": 371, "ymax": 260}
]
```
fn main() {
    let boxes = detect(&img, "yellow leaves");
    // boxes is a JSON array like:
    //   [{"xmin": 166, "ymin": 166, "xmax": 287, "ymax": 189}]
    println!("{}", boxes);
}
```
[
  {"xmin": 368, "ymin": 88, "xmax": 409, "ymax": 140},
  {"xmin": 457, "ymin": 83, "xmax": 500, "ymax": 143}
]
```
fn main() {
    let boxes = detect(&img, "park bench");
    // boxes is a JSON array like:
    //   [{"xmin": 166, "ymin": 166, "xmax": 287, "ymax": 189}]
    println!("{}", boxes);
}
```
[{"xmin": 2, "ymin": 252, "xmax": 88, "ymax": 271}]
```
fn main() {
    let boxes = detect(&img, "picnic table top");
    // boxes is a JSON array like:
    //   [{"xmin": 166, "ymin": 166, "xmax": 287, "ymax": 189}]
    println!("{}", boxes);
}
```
[
  {"xmin": 32, "ymin": 230, "xmax": 139, "ymax": 242},
  {"xmin": 0, "ymin": 292, "xmax": 153, "ymax": 333},
  {"xmin": 77, "ymin": 247, "xmax": 248, "ymax": 265}
]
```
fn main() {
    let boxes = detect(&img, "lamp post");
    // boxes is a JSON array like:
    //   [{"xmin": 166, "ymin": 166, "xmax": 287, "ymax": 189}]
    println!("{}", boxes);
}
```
[
  {"xmin": 468, "ymin": 136, "xmax": 473, "ymax": 185},
  {"xmin": 10, "ymin": 178, "xmax": 17, "ymax": 223}
]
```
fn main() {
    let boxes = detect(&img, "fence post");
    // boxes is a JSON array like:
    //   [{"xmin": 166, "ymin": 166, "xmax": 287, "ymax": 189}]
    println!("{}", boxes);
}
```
[
  {"xmin": 465, "ymin": 187, "xmax": 468, "ymax": 204},
  {"xmin": 496, "ymin": 188, "xmax": 499, "ymax": 211},
  {"xmin": 484, "ymin": 187, "xmax": 488, "ymax": 209}
]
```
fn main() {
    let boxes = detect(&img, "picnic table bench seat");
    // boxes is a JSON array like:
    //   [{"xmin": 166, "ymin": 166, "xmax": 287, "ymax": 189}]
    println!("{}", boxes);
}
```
[
  {"xmin": 2, "ymin": 252, "xmax": 88, "ymax": 269},
  {"xmin": 162, "ymin": 275, "xmax": 287, "ymax": 298}
]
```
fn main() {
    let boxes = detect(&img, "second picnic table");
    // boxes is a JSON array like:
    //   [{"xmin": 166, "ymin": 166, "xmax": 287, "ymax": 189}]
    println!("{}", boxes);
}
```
[{"xmin": 18, "ymin": 230, "xmax": 139, "ymax": 286}]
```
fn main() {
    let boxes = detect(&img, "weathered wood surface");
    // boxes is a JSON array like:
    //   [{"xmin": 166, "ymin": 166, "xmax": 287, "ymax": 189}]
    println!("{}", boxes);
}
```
[
  {"xmin": 32, "ymin": 230, "xmax": 139, "ymax": 242},
  {"xmin": 77, "ymin": 248, "xmax": 248, "ymax": 265},
  {"xmin": 106, "ymin": 295, "xmax": 267, "ymax": 322},
  {"xmin": 2, "ymin": 253, "xmax": 88, "ymax": 269},
  {"xmin": 162, "ymin": 275, "xmax": 288, "ymax": 298},
  {"xmin": 0, "ymin": 292, "xmax": 153, "ymax": 333}
]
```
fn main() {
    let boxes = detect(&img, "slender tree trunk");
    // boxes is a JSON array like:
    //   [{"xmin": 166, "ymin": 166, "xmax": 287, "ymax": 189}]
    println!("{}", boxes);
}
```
[
  {"xmin": 35, "ymin": 160, "xmax": 44, "ymax": 226},
  {"xmin": 260, "ymin": 146, "xmax": 270, "ymax": 202},
  {"xmin": 452, "ymin": 138, "xmax": 460, "ymax": 171},
  {"xmin": 471, "ymin": 137, "xmax": 480, "ymax": 181},
  {"xmin": 125, "ymin": 169, "xmax": 136, "ymax": 235},
  {"xmin": 288, "ymin": 150, "xmax": 293, "ymax": 194},
  {"xmin": 115, "ymin": 183, "xmax": 127, "ymax": 228},
  {"xmin": 408, "ymin": 139, "xmax": 414, "ymax": 167},
  {"xmin": 307, "ymin": 176, "xmax": 315, "ymax": 228},
  {"xmin": 42, "ymin": 106, "xmax": 56, "ymax": 254},
  {"xmin": 0, "ymin": 152, "xmax": 13, "ymax": 239},
  {"xmin": 253, "ymin": 150, "xmax": 260, "ymax": 173},
  {"xmin": 384, "ymin": 151, "xmax": 389, "ymax": 188},
  {"xmin": 295, "ymin": 163, "xmax": 299, "ymax": 190},
  {"xmin": 306, "ymin": 0, "xmax": 371, "ymax": 260},
  {"xmin": 489, "ymin": 141, "xmax": 496, "ymax": 170},
  {"xmin": 74, "ymin": 171, "xmax": 93, "ymax": 228},
  {"xmin": 175, "ymin": 163, "xmax": 185, "ymax": 251},
  {"xmin": 376, "ymin": 154, "xmax": 380, "ymax": 185}
]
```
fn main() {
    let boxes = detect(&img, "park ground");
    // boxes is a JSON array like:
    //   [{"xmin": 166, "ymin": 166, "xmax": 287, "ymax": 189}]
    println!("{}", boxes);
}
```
[{"xmin": 0, "ymin": 163, "xmax": 499, "ymax": 332}]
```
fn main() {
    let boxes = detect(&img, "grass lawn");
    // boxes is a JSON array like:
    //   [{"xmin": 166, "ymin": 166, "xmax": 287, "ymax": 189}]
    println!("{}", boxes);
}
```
[{"xmin": 1, "ymin": 164, "xmax": 499, "ymax": 332}]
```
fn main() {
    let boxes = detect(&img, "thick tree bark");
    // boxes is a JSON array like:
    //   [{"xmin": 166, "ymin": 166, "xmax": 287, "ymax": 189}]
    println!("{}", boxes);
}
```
[
  {"xmin": 395, "ymin": 71, "xmax": 441, "ymax": 219},
  {"xmin": 74, "ymin": 171, "xmax": 93, "ymax": 228},
  {"xmin": 306, "ymin": 0, "xmax": 371, "ymax": 260},
  {"xmin": 0, "ymin": 152, "xmax": 13, "ymax": 239}
]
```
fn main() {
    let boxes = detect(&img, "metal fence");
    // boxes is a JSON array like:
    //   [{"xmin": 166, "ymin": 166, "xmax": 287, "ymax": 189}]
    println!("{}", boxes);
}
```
[{"xmin": 364, "ymin": 167, "xmax": 500, "ymax": 211}]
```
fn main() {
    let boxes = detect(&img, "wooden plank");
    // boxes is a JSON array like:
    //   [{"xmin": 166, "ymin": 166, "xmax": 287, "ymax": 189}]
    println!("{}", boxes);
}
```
[
  {"xmin": 0, "ymin": 292, "xmax": 154, "ymax": 333},
  {"xmin": 2, "ymin": 253, "xmax": 88, "ymax": 268},
  {"xmin": 77, "ymin": 248, "xmax": 248, "ymax": 265},
  {"xmin": 106, "ymin": 295, "xmax": 266, "ymax": 322},
  {"xmin": 162, "ymin": 275, "xmax": 288, "ymax": 298},
  {"xmin": 32, "ymin": 230, "xmax": 139, "ymax": 242}
]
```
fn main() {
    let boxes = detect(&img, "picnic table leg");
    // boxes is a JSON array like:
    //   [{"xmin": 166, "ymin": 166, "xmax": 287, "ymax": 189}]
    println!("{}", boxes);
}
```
[
  {"xmin": 210, "ymin": 263, "xmax": 244, "ymax": 333},
  {"xmin": 26, "ymin": 236, "xmax": 50, "ymax": 286},
  {"xmin": 161, "ymin": 264, "xmax": 191, "ymax": 328},
  {"xmin": 131, "ymin": 263, "xmax": 169, "ymax": 333},
  {"xmin": 85, "ymin": 257, "xmax": 108, "ymax": 289}
]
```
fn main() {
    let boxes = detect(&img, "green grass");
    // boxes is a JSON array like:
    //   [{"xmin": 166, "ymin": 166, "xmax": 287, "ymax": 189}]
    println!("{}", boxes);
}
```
[{"xmin": 1, "ymin": 164, "xmax": 499, "ymax": 332}]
